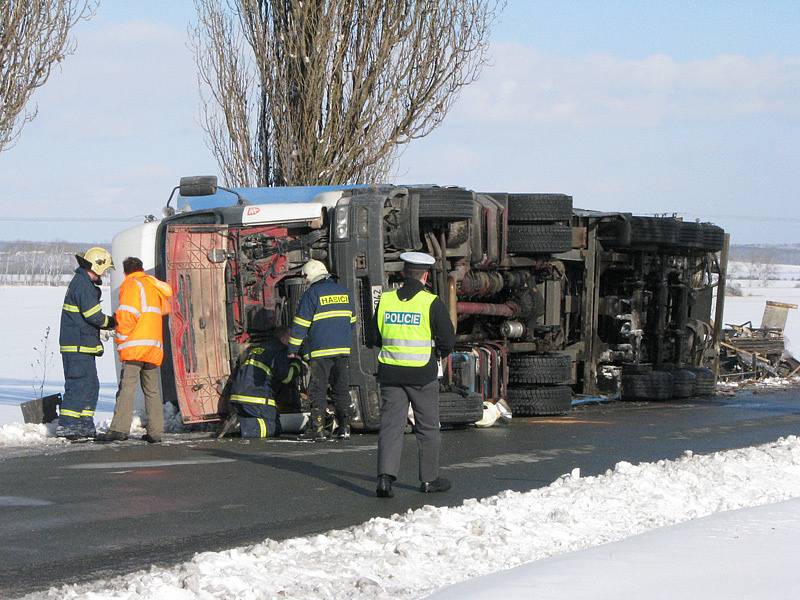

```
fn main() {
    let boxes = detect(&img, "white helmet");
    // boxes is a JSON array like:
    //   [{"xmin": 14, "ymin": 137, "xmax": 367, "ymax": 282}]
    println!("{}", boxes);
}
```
[{"xmin": 301, "ymin": 259, "xmax": 328, "ymax": 284}]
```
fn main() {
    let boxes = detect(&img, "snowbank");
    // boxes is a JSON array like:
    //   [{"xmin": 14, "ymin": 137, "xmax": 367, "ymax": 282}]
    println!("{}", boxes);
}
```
[
  {"xmin": 0, "ymin": 404, "xmax": 185, "ymax": 451},
  {"xmin": 428, "ymin": 497, "xmax": 800, "ymax": 600},
  {"xmin": 0, "ymin": 421, "xmax": 67, "ymax": 448},
  {"xmin": 27, "ymin": 436, "xmax": 800, "ymax": 600}
]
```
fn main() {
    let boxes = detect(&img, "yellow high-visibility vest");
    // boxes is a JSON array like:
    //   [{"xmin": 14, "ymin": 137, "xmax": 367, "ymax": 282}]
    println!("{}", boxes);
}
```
[{"xmin": 377, "ymin": 289, "xmax": 436, "ymax": 367}]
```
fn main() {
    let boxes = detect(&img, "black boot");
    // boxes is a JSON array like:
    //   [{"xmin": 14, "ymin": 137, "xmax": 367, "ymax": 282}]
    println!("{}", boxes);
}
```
[
  {"xmin": 376, "ymin": 474, "xmax": 395, "ymax": 498},
  {"xmin": 419, "ymin": 477, "xmax": 451, "ymax": 493},
  {"xmin": 298, "ymin": 413, "xmax": 328, "ymax": 442},
  {"xmin": 333, "ymin": 418, "xmax": 350, "ymax": 439},
  {"xmin": 95, "ymin": 430, "xmax": 128, "ymax": 443}
]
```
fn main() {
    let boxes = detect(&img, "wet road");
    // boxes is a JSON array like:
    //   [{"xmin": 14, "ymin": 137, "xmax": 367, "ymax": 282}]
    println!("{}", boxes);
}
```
[{"xmin": 2, "ymin": 388, "xmax": 799, "ymax": 596}]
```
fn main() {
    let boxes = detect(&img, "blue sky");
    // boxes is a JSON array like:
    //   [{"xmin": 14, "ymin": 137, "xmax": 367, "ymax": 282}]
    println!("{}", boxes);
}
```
[{"xmin": 0, "ymin": 0, "xmax": 798, "ymax": 244}]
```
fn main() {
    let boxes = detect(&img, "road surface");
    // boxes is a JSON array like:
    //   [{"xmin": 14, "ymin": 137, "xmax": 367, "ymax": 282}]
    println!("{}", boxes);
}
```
[{"xmin": 1, "ymin": 388, "xmax": 799, "ymax": 596}]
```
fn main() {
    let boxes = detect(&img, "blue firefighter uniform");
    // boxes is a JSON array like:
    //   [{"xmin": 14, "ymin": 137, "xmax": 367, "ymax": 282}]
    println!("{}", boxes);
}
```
[
  {"xmin": 58, "ymin": 267, "xmax": 115, "ymax": 437},
  {"xmin": 287, "ymin": 276, "xmax": 356, "ymax": 437},
  {"xmin": 229, "ymin": 338, "xmax": 301, "ymax": 437}
]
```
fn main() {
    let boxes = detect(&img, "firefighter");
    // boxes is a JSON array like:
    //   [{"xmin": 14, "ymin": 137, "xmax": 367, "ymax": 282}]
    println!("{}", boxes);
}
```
[
  {"xmin": 57, "ymin": 247, "xmax": 116, "ymax": 440},
  {"xmin": 228, "ymin": 327, "xmax": 301, "ymax": 438},
  {"xmin": 288, "ymin": 259, "xmax": 356, "ymax": 441},
  {"xmin": 98, "ymin": 257, "xmax": 172, "ymax": 443},
  {"xmin": 373, "ymin": 252, "xmax": 455, "ymax": 498}
]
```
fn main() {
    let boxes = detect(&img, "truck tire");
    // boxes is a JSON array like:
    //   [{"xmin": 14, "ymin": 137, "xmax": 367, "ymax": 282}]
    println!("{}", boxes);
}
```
[
  {"xmin": 507, "ymin": 194, "xmax": 573, "ymax": 223},
  {"xmin": 621, "ymin": 371, "xmax": 673, "ymax": 400},
  {"xmin": 508, "ymin": 224, "xmax": 572, "ymax": 254},
  {"xmin": 439, "ymin": 392, "xmax": 484, "ymax": 427},
  {"xmin": 686, "ymin": 367, "xmax": 716, "ymax": 397},
  {"xmin": 509, "ymin": 353, "xmax": 572, "ymax": 385},
  {"xmin": 630, "ymin": 217, "xmax": 678, "ymax": 247},
  {"xmin": 668, "ymin": 369, "xmax": 697, "ymax": 399},
  {"xmin": 507, "ymin": 386, "xmax": 572, "ymax": 416},
  {"xmin": 676, "ymin": 221, "xmax": 703, "ymax": 250},
  {"xmin": 701, "ymin": 224, "xmax": 725, "ymax": 252},
  {"xmin": 416, "ymin": 188, "xmax": 475, "ymax": 221},
  {"xmin": 648, "ymin": 370, "xmax": 674, "ymax": 400},
  {"xmin": 621, "ymin": 373, "xmax": 650, "ymax": 401}
]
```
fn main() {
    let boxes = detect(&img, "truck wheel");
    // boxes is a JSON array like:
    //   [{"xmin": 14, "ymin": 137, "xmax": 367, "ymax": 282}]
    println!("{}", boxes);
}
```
[
  {"xmin": 507, "ymin": 194, "xmax": 572, "ymax": 222},
  {"xmin": 508, "ymin": 224, "xmax": 572, "ymax": 254},
  {"xmin": 416, "ymin": 188, "xmax": 475, "ymax": 221},
  {"xmin": 685, "ymin": 367, "xmax": 716, "ymax": 397},
  {"xmin": 667, "ymin": 369, "xmax": 696, "ymax": 399},
  {"xmin": 700, "ymin": 224, "xmax": 725, "ymax": 252},
  {"xmin": 509, "ymin": 353, "xmax": 572, "ymax": 385},
  {"xmin": 507, "ymin": 386, "xmax": 572, "ymax": 416},
  {"xmin": 630, "ymin": 217, "xmax": 678, "ymax": 247},
  {"xmin": 438, "ymin": 392, "xmax": 484, "ymax": 427},
  {"xmin": 621, "ymin": 374, "xmax": 647, "ymax": 400},
  {"xmin": 676, "ymin": 221, "xmax": 703, "ymax": 250},
  {"xmin": 648, "ymin": 370, "xmax": 674, "ymax": 400},
  {"xmin": 621, "ymin": 371, "xmax": 672, "ymax": 400}
]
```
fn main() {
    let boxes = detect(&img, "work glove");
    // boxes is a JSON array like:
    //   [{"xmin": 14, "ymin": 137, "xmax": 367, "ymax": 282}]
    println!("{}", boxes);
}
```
[{"xmin": 100, "ymin": 329, "xmax": 116, "ymax": 342}]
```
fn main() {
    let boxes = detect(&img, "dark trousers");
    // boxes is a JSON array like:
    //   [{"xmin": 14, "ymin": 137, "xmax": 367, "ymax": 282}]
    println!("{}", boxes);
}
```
[
  {"xmin": 377, "ymin": 380, "xmax": 441, "ymax": 483},
  {"xmin": 59, "ymin": 353, "xmax": 100, "ymax": 433},
  {"xmin": 233, "ymin": 402, "xmax": 279, "ymax": 437},
  {"xmin": 308, "ymin": 356, "xmax": 352, "ymax": 421}
]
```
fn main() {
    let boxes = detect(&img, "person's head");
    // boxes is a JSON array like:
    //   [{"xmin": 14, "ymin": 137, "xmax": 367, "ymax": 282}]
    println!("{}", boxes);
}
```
[
  {"xmin": 123, "ymin": 256, "xmax": 145, "ymax": 275},
  {"xmin": 301, "ymin": 259, "xmax": 328, "ymax": 284},
  {"xmin": 273, "ymin": 325, "xmax": 292, "ymax": 347},
  {"xmin": 76, "ymin": 247, "xmax": 114, "ymax": 281},
  {"xmin": 399, "ymin": 252, "xmax": 435, "ymax": 284},
  {"xmin": 402, "ymin": 263, "xmax": 430, "ymax": 284}
]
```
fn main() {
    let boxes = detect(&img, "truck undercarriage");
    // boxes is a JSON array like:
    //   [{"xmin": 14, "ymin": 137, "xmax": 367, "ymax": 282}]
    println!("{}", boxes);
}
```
[{"xmin": 120, "ymin": 180, "xmax": 726, "ymax": 431}]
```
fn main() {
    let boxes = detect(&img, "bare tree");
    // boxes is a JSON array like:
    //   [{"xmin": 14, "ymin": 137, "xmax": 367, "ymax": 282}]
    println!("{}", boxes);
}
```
[
  {"xmin": 0, "ymin": 0, "xmax": 96, "ymax": 153},
  {"xmin": 191, "ymin": 0, "xmax": 501, "ymax": 187},
  {"xmin": 747, "ymin": 249, "xmax": 778, "ymax": 286}
]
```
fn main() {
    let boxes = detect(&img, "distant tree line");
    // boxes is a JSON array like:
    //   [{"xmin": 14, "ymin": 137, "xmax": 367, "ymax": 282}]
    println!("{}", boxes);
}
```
[
  {"xmin": 0, "ymin": 241, "xmax": 107, "ymax": 286},
  {"xmin": 730, "ymin": 245, "xmax": 800, "ymax": 267}
]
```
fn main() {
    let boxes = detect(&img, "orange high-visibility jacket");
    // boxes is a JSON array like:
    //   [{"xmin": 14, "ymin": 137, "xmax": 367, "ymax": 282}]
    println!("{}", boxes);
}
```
[{"xmin": 114, "ymin": 271, "xmax": 173, "ymax": 366}]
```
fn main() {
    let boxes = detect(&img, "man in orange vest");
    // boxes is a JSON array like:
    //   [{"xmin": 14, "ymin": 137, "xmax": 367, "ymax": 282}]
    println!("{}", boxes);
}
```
[{"xmin": 97, "ymin": 257, "xmax": 173, "ymax": 443}]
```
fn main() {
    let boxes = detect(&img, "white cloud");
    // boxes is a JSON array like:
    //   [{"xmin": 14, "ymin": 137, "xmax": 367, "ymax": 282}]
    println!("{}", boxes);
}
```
[{"xmin": 453, "ymin": 44, "xmax": 800, "ymax": 128}]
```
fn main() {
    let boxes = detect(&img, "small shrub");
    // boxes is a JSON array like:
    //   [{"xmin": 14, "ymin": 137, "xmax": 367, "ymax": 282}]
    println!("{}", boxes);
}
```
[
  {"xmin": 725, "ymin": 283, "xmax": 744, "ymax": 297},
  {"xmin": 31, "ymin": 327, "xmax": 55, "ymax": 399}
]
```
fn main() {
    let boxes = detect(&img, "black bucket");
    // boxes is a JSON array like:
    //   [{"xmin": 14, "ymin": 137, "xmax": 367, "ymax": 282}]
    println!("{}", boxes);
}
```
[{"xmin": 20, "ymin": 393, "xmax": 62, "ymax": 424}]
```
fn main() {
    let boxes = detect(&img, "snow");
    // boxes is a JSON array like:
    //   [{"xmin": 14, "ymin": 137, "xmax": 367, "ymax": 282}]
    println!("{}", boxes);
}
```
[
  {"xmin": 21, "ymin": 436, "xmax": 800, "ymax": 600},
  {"xmin": 722, "ymin": 280, "xmax": 800, "ymax": 354},
  {"xmin": 428, "ymin": 498, "xmax": 800, "ymax": 600}
]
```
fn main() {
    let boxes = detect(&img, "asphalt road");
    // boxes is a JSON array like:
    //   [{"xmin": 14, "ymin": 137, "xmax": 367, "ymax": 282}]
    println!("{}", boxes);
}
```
[{"xmin": 2, "ymin": 388, "xmax": 800, "ymax": 597}]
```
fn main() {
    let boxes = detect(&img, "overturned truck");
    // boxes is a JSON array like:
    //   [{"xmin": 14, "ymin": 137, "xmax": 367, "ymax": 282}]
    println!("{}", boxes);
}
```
[{"xmin": 111, "ymin": 178, "xmax": 727, "ymax": 431}]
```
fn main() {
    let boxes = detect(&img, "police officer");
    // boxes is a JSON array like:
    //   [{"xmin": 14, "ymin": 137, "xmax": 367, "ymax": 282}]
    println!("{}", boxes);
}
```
[
  {"xmin": 373, "ymin": 252, "xmax": 455, "ymax": 498},
  {"xmin": 57, "ymin": 247, "xmax": 116, "ymax": 440},
  {"xmin": 288, "ymin": 260, "xmax": 356, "ymax": 441},
  {"xmin": 228, "ymin": 327, "xmax": 301, "ymax": 438}
]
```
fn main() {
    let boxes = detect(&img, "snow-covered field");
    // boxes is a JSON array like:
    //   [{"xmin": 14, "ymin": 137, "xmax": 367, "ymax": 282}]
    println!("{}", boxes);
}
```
[
  {"xmin": 0, "ymin": 285, "xmax": 118, "ymax": 425},
  {"xmin": 20, "ymin": 436, "xmax": 800, "ymax": 600}
]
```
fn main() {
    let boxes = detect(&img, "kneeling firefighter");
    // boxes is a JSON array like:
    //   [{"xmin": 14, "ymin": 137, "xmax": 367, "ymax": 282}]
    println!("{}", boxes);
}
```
[{"xmin": 228, "ymin": 327, "xmax": 301, "ymax": 438}]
